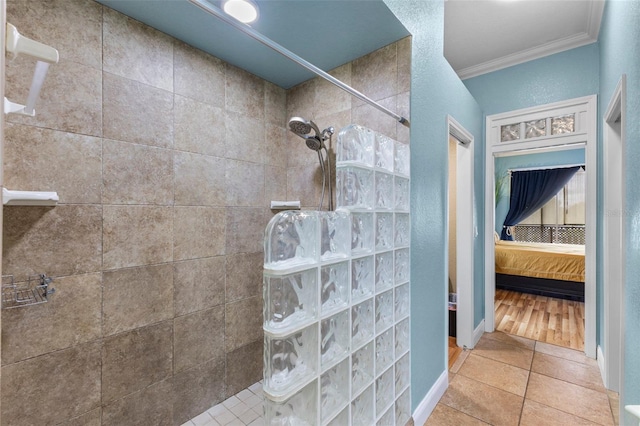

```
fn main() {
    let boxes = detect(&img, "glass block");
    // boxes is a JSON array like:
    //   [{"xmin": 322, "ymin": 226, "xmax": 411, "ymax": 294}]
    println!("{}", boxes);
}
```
[
  {"xmin": 337, "ymin": 124, "xmax": 374, "ymax": 167},
  {"xmin": 377, "ymin": 407, "xmax": 395, "ymax": 426},
  {"xmin": 395, "ymin": 318, "xmax": 410, "ymax": 357},
  {"xmin": 376, "ymin": 366, "xmax": 394, "ymax": 416},
  {"xmin": 326, "ymin": 406, "xmax": 349, "ymax": 426},
  {"xmin": 352, "ymin": 385, "xmax": 374, "ymax": 426},
  {"xmin": 321, "ymin": 309, "xmax": 350, "ymax": 368},
  {"xmin": 352, "ymin": 299, "xmax": 374, "ymax": 349},
  {"xmin": 320, "ymin": 210, "xmax": 351, "ymax": 261},
  {"xmin": 500, "ymin": 123, "xmax": 520, "ymax": 142},
  {"xmin": 376, "ymin": 328, "xmax": 394, "ymax": 375},
  {"xmin": 375, "ymin": 251, "xmax": 394, "ymax": 293},
  {"xmin": 352, "ymin": 341, "xmax": 374, "ymax": 395},
  {"xmin": 394, "ymin": 283, "xmax": 410, "ymax": 321},
  {"xmin": 394, "ymin": 141, "xmax": 410, "ymax": 177},
  {"xmin": 352, "ymin": 256, "xmax": 374, "ymax": 303},
  {"xmin": 394, "ymin": 177, "xmax": 410, "ymax": 212},
  {"xmin": 394, "ymin": 213, "xmax": 410, "ymax": 248},
  {"xmin": 265, "ymin": 210, "xmax": 318, "ymax": 270},
  {"xmin": 264, "ymin": 324, "xmax": 318, "ymax": 396},
  {"xmin": 552, "ymin": 114, "xmax": 575, "ymax": 135},
  {"xmin": 264, "ymin": 269, "xmax": 318, "ymax": 333},
  {"xmin": 375, "ymin": 213, "xmax": 394, "ymax": 251},
  {"xmin": 264, "ymin": 379, "xmax": 317, "ymax": 425},
  {"xmin": 395, "ymin": 352, "xmax": 410, "ymax": 394},
  {"xmin": 375, "ymin": 133, "xmax": 395, "ymax": 172},
  {"xmin": 375, "ymin": 172, "xmax": 394, "ymax": 210},
  {"xmin": 351, "ymin": 213, "xmax": 374, "ymax": 255},
  {"xmin": 525, "ymin": 118, "xmax": 546, "ymax": 138},
  {"xmin": 321, "ymin": 261, "xmax": 349, "ymax": 315},
  {"xmin": 375, "ymin": 290, "xmax": 394, "ymax": 333},
  {"xmin": 395, "ymin": 388, "xmax": 411, "ymax": 426},
  {"xmin": 321, "ymin": 358, "xmax": 350, "ymax": 422},
  {"xmin": 394, "ymin": 249, "xmax": 410, "ymax": 285},
  {"xmin": 336, "ymin": 166, "xmax": 374, "ymax": 210}
]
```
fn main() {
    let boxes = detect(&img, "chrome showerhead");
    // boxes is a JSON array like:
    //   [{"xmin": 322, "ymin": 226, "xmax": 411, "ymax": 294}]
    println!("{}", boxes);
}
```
[
  {"xmin": 288, "ymin": 116, "xmax": 321, "ymax": 137},
  {"xmin": 305, "ymin": 136, "xmax": 323, "ymax": 151}
]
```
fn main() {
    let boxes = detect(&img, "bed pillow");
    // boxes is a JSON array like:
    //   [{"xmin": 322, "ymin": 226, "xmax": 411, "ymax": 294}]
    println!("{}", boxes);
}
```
[{"xmin": 494, "ymin": 231, "xmax": 500, "ymax": 243}]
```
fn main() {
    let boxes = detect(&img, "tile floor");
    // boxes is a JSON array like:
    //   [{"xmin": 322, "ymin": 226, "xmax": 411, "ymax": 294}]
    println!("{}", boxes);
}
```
[
  {"xmin": 182, "ymin": 381, "xmax": 264, "ymax": 426},
  {"xmin": 429, "ymin": 331, "xmax": 619, "ymax": 426}
]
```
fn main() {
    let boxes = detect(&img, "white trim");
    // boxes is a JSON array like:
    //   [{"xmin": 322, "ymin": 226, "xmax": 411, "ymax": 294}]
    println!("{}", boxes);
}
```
[
  {"xmin": 495, "ymin": 143, "xmax": 586, "ymax": 158},
  {"xmin": 598, "ymin": 345, "xmax": 607, "ymax": 386},
  {"xmin": 484, "ymin": 95, "xmax": 597, "ymax": 358},
  {"xmin": 586, "ymin": 1, "xmax": 606, "ymax": 41},
  {"xmin": 412, "ymin": 369, "xmax": 448, "ymax": 426},
  {"xmin": 473, "ymin": 319, "xmax": 485, "ymax": 346},
  {"xmin": 508, "ymin": 163, "xmax": 584, "ymax": 173}
]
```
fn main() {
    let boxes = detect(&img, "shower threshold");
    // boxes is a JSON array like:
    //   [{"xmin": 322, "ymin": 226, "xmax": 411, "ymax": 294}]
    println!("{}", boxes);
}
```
[{"xmin": 182, "ymin": 381, "xmax": 263, "ymax": 426}]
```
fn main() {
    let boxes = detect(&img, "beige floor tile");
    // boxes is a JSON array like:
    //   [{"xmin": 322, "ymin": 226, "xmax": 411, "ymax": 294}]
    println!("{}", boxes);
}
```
[
  {"xmin": 481, "ymin": 331, "xmax": 536, "ymax": 350},
  {"xmin": 526, "ymin": 373, "xmax": 613, "ymax": 425},
  {"xmin": 473, "ymin": 335, "xmax": 534, "ymax": 369},
  {"xmin": 535, "ymin": 341, "xmax": 597, "ymax": 367},
  {"xmin": 440, "ymin": 375, "xmax": 523, "ymax": 426},
  {"xmin": 520, "ymin": 399, "xmax": 600, "ymax": 426},
  {"xmin": 531, "ymin": 352, "xmax": 605, "ymax": 392},
  {"xmin": 458, "ymin": 353, "xmax": 529, "ymax": 396},
  {"xmin": 424, "ymin": 403, "xmax": 489, "ymax": 425}
]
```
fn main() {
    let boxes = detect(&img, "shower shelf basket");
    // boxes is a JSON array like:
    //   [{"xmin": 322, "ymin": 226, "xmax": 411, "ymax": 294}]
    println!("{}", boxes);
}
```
[{"xmin": 2, "ymin": 274, "xmax": 55, "ymax": 309}]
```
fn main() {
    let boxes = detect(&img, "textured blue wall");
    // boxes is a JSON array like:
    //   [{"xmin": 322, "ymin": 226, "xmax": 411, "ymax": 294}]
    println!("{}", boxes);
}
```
[
  {"xmin": 384, "ymin": 0, "xmax": 484, "ymax": 411},
  {"xmin": 599, "ymin": 1, "xmax": 640, "ymax": 423},
  {"xmin": 494, "ymin": 149, "xmax": 585, "ymax": 234}
]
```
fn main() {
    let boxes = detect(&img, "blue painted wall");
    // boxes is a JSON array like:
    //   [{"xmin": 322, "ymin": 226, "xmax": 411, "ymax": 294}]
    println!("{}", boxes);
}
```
[
  {"xmin": 599, "ymin": 2, "xmax": 640, "ymax": 424},
  {"xmin": 494, "ymin": 149, "xmax": 585, "ymax": 234},
  {"xmin": 383, "ymin": 0, "xmax": 484, "ymax": 410}
]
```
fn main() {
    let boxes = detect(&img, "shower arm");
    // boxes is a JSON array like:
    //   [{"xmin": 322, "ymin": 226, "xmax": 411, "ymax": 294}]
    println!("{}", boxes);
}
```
[{"xmin": 187, "ymin": 0, "xmax": 410, "ymax": 128}]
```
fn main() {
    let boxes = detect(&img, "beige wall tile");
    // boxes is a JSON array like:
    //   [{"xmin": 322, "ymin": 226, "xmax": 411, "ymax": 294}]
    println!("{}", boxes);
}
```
[
  {"xmin": 103, "ymin": 205, "xmax": 173, "ymax": 270},
  {"xmin": 173, "ymin": 256, "xmax": 225, "ymax": 317},
  {"xmin": 172, "ymin": 359, "xmax": 226, "ymax": 425},
  {"xmin": 225, "ymin": 112, "xmax": 265, "ymax": 164},
  {"xmin": 287, "ymin": 164, "xmax": 321, "ymax": 209},
  {"xmin": 264, "ymin": 123, "xmax": 288, "ymax": 168},
  {"xmin": 286, "ymin": 128, "xmax": 320, "ymax": 168},
  {"xmin": 352, "ymin": 43, "xmax": 398, "ymax": 104},
  {"xmin": 4, "ymin": 123, "xmax": 102, "ymax": 204},
  {"xmin": 265, "ymin": 165, "xmax": 287, "ymax": 207},
  {"xmin": 57, "ymin": 409, "xmax": 102, "ymax": 426},
  {"xmin": 173, "ymin": 206, "xmax": 226, "ymax": 261},
  {"xmin": 286, "ymin": 78, "xmax": 316, "ymax": 121},
  {"xmin": 174, "ymin": 95, "xmax": 225, "ymax": 157},
  {"xmin": 7, "ymin": 0, "xmax": 103, "ymax": 70},
  {"xmin": 102, "ymin": 379, "xmax": 173, "ymax": 426},
  {"xmin": 225, "ymin": 207, "xmax": 265, "ymax": 254},
  {"xmin": 174, "ymin": 306, "xmax": 225, "ymax": 373},
  {"xmin": 397, "ymin": 37, "xmax": 412, "ymax": 94},
  {"xmin": 225, "ymin": 341, "xmax": 263, "ymax": 396},
  {"xmin": 102, "ymin": 264, "xmax": 174, "ymax": 336},
  {"xmin": 225, "ymin": 64, "xmax": 265, "ymax": 120},
  {"xmin": 315, "ymin": 63, "xmax": 352, "ymax": 116},
  {"xmin": 103, "ymin": 7, "xmax": 173, "ymax": 91},
  {"xmin": 102, "ymin": 321, "xmax": 173, "ymax": 403},
  {"xmin": 6, "ymin": 59, "xmax": 102, "ymax": 137},
  {"xmin": 265, "ymin": 81, "xmax": 286, "ymax": 126},
  {"xmin": 3, "ymin": 205, "xmax": 102, "ymax": 280},
  {"xmin": 174, "ymin": 41, "xmax": 225, "ymax": 108},
  {"xmin": 1, "ymin": 273, "xmax": 102, "ymax": 365},
  {"xmin": 226, "ymin": 252, "xmax": 263, "ymax": 303},
  {"xmin": 396, "ymin": 91, "xmax": 411, "ymax": 144},
  {"xmin": 225, "ymin": 160, "xmax": 265, "ymax": 207},
  {"xmin": 103, "ymin": 139, "xmax": 174, "ymax": 205},
  {"xmin": 352, "ymin": 96, "xmax": 398, "ymax": 140},
  {"xmin": 174, "ymin": 151, "xmax": 226, "ymax": 206},
  {"xmin": 1, "ymin": 341, "xmax": 101, "ymax": 426},
  {"xmin": 225, "ymin": 296, "xmax": 263, "ymax": 352},
  {"xmin": 103, "ymin": 72, "xmax": 174, "ymax": 149}
]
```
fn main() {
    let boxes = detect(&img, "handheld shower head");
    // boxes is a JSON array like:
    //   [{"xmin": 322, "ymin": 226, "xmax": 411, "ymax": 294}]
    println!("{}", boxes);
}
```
[
  {"xmin": 305, "ymin": 136, "xmax": 323, "ymax": 151},
  {"xmin": 288, "ymin": 117, "xmax": 321, "ymax": 137}
]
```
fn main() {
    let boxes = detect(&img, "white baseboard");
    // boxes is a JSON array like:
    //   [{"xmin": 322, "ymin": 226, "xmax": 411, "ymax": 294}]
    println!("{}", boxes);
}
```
[
  {"xmin": 412, "ymin": 369, "xmax": 448, "ymax": 425},
  {"xmin": 597, "ymin": 345, "xmax": 606, "ymax": 388},
  {"xmin": 473, "ymin": 319, "xmax": 485, "ymax": 347}
]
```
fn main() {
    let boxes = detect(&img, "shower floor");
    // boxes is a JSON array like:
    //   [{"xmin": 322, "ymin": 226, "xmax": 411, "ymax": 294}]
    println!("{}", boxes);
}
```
[{"xmin": 182, "ymin": 381, "xmax": 264, "ymax": 426}]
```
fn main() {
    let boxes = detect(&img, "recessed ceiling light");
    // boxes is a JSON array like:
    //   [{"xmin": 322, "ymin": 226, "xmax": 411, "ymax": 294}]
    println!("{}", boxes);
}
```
[{"xmin": 222, "ymin": 0, "xmax": 259, "ymax": 23}]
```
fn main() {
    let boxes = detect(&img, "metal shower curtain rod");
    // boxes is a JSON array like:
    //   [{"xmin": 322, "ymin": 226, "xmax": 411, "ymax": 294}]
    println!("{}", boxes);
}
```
[{"xmin": 188, "ymin": 0, "xmax": 410, "ymax": 128}]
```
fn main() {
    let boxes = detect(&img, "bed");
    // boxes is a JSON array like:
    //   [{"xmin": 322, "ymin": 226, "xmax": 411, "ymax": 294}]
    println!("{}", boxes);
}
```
[{"xmin": 495, "ymin": 240, "xmax": 585, "ymax": 301}]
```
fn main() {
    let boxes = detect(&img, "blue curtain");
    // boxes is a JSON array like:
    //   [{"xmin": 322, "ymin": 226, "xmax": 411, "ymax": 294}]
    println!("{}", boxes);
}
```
[{"xmin": 501, "ymin": 166, "xmax": 581, "ymax": 240}]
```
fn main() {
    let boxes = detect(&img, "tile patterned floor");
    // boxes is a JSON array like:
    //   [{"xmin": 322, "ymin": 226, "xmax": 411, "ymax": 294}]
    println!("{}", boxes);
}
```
[
  {"xmin": 429, "ymin": 331, "xmax": 619, "ymax": 426},
  {"xmin": 182, "ymin": 381, "xmax": 264, "ymax": 426}
]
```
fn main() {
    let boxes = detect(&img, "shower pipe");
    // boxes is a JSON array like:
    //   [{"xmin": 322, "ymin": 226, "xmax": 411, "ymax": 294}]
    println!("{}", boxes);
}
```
[{"xmin": 188, "ymin": 0, "xmax": 410, "ymax": 128}]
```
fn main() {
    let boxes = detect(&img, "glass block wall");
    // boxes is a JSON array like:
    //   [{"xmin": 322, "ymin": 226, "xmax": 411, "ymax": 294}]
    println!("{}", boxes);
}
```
[{"xmin": 263, "ymin": 124, "xmax": 411, "ymax": 425}]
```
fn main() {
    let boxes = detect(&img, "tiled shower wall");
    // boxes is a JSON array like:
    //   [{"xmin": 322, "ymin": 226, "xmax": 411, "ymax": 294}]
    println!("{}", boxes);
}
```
[{"xmin": 0, "ymin": 0, "xmax": 410, "ymax": 424}]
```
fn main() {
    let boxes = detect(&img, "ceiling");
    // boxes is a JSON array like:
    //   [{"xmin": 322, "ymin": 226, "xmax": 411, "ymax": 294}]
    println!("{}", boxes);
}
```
[{"xmin": 444, "ymin": 0, "xmax": 605, "ymax": 80}]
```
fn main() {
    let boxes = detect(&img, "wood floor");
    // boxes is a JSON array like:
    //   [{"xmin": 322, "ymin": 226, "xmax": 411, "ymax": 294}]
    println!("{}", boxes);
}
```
[
  {"xmin": 448, "ymin": 336, "xmax": 462, "ymax": 370},
  {"xmin": 495, "ymin": 289, "xmax": 585, "ymax": 351}
]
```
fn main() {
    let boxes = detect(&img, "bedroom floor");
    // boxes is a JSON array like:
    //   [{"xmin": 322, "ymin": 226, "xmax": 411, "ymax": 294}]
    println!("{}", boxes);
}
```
[
  {"xmin": 495, "ymin": 289, "xmax": 584, "ymax": 351},
  {"xmin": 430, "ymin": 332, "xmax": 618, "ymax": 426}
]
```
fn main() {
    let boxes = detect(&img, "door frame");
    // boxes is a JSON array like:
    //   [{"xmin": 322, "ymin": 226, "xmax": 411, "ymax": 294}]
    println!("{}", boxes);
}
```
[
  {"xmin": 447, "ymin": 115, "xmax": 476, "ymax": 349},
  {"xmin": 484, "ymin": 95, "xmax": 597, "ymax": 358},
  {"xmin": 602, "ymin": 75, "xmax": 626, "ymax": 395}
]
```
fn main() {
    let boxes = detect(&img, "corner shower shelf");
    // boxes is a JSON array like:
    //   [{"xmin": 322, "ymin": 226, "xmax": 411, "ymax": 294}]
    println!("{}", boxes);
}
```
[
  {"xmin": 3, "ymin": 188, "xmax": 59, "ymax": 206},
  {"xmin": 2, "ymin": 274, "xmax": 55, "ymax": 309}
]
